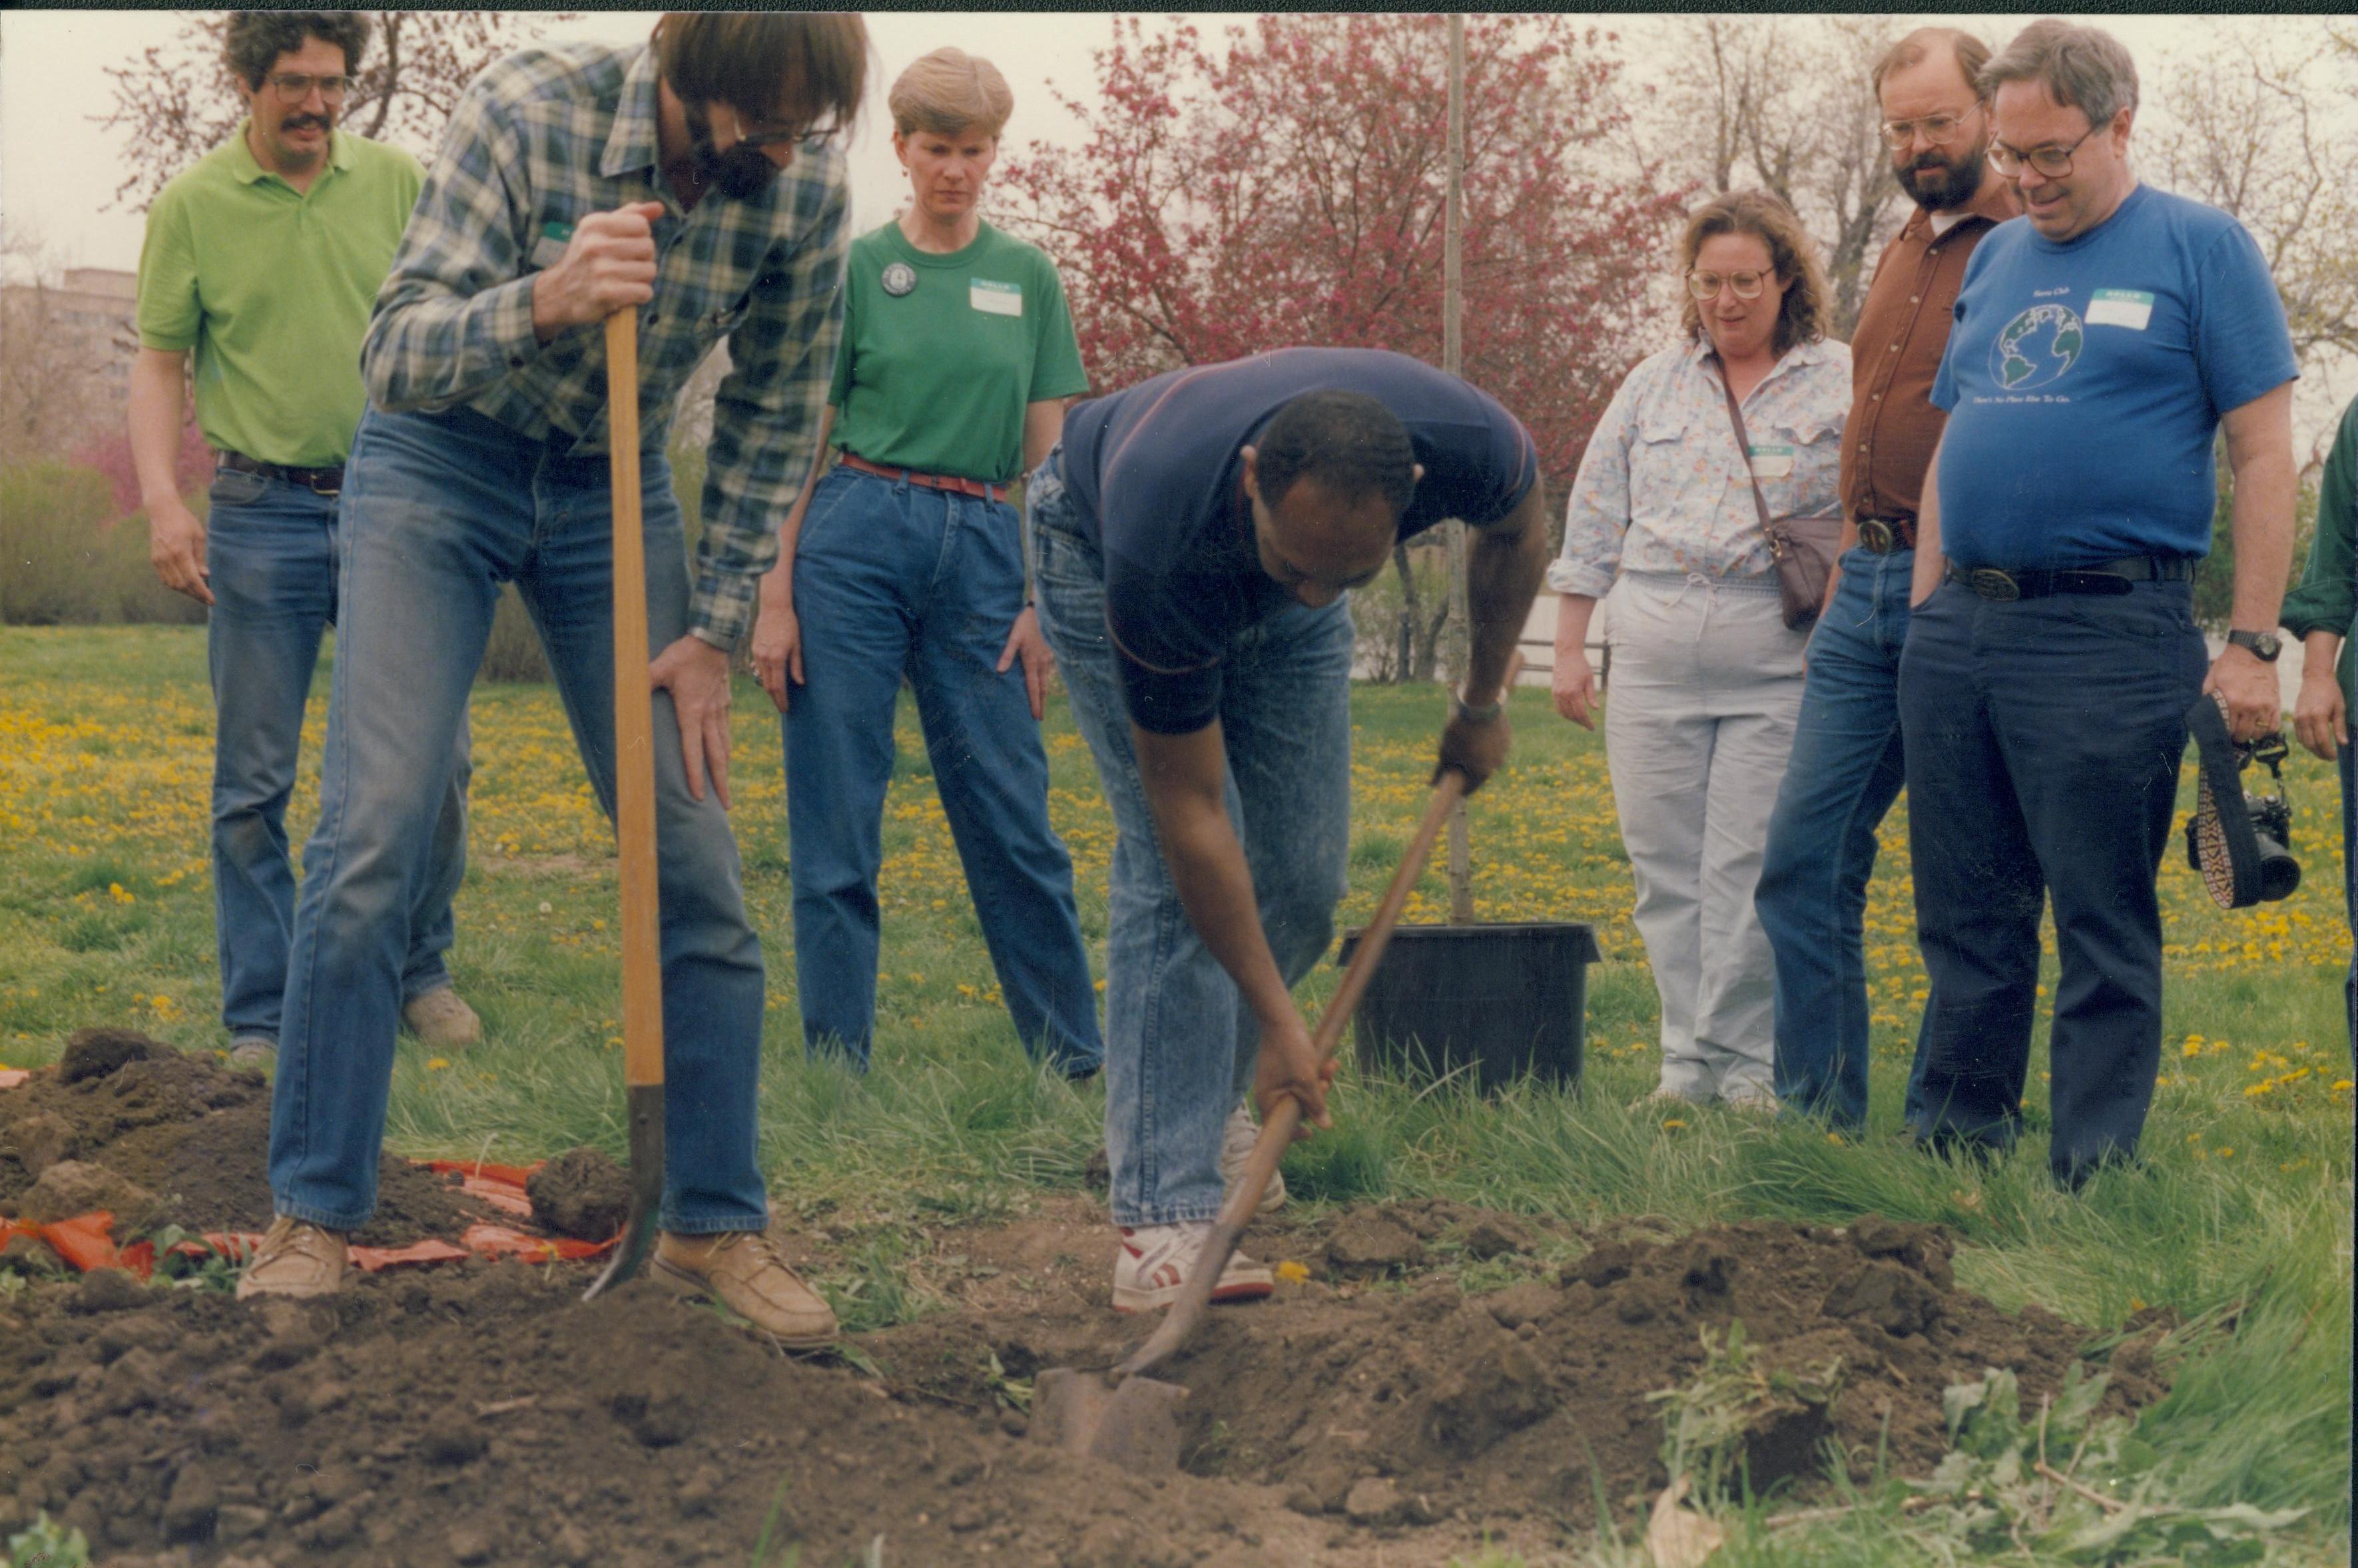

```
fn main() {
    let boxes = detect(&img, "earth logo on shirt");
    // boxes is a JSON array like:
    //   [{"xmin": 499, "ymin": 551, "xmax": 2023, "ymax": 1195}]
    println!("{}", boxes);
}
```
[{"xmin": 1990, "ymin": 304, "xmax": 2084, "ymax": 390}]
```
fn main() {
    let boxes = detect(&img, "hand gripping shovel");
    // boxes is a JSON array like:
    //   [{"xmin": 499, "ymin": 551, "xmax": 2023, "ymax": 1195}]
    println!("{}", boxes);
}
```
[
  {"xmin": 583, "ymin": 307, "xmax": 665, "ymax": 1301},
  {"xmin": 1032, "ymin": 762, "xmax": 1475, "ymax": 1469}
]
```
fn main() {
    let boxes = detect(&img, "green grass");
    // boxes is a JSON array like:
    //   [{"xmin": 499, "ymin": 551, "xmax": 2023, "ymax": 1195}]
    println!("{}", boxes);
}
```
[{"xmin": 1, "ymin": 624, "xmax": 2349, "ymax": 1564}]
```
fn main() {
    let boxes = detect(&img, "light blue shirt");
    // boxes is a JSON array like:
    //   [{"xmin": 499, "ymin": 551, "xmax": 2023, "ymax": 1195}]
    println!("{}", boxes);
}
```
[{"xmin": 1550, "ymin": 336, "xmax": 1850, "ymax": 599}]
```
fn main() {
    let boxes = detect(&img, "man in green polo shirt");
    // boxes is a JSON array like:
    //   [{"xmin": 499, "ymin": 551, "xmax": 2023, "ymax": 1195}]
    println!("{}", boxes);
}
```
[{"xmin": 129, "ymin": 10, "xmax": 477, "ymax": 1069}]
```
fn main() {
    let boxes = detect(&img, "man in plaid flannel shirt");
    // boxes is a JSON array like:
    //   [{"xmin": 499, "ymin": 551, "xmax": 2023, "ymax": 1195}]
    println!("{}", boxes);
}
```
[{"xmin": 240, "ymin": 15, "xmax": 867, "ymax": 1346}]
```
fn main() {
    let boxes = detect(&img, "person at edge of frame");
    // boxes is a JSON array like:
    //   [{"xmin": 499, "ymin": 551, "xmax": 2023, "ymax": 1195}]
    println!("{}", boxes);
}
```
[
  {"xmin": 749, "ymin": 47, "xmax": 1107, "ymax": 1087},
  {"xmin": 1754, "ymin": 25, "xmax": 2020, "ymax": 1132},
  {"xmin": 131, "ymin": 10, "xmax": 480, "ymax": 1075},
  {"xmin": 1899, "ymin": 19, "xmax": 2299, "ymax": 1189},
  {"xmin": 2282, "ymin": 392, "xmax": 2357, "ymax": 1055},
  {"xmin": 1027, "ymin": 350, "xmax": 1550, "ymax": 1313},
  {"xmin": 234, "ymin": 13, "xmax": 868, "ymax": 1349}
]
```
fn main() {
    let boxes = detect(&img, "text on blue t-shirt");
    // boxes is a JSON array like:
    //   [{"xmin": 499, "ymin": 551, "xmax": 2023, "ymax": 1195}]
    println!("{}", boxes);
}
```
[{"xmin": 1930, "ymin": 184, "xmax": 2295, "ymax": 568}]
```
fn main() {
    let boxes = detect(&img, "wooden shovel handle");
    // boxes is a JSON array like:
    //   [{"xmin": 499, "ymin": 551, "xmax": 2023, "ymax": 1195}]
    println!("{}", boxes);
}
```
[
  {"xmin": 606, "ymin": 310, "xmax": 664, "ymax": 1093},
  {"xmin": 1116, "ymin": 766, "xmax": 1470, "ymax": 1380}
]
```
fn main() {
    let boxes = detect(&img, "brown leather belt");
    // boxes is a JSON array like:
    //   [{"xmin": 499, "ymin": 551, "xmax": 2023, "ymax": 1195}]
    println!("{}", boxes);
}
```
[
  {"xmin": 838, "ymin": 451, "xmax": 1006, "ymax": 501},
  {"xmin": 217, "ymin": 449, "xmax": 344, "ymax": 495},
  {"xmin": 1855, "ymin": 516, "xmax": 1916, "ymax": 553}
]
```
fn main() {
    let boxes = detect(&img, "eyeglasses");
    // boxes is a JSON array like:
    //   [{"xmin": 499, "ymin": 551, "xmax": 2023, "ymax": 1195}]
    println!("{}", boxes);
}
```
[
  {"xmin": 1880, "ymin": 105, "xmax": 1979, "ymax": 150},
  {"xmin": 1987, "ymin": 125, "xmax": 2095, "ymax": 180},
  {"xmin": 267, "ymin": 72, "xmax": 351, "ymax": 103},
  {"xmin": 1686, "ymin": 269, "xmax": 1771, "ymax": 302},
  {"xmin": 737, "ymin": 125, "xmax": 809, "ymax": 151}
]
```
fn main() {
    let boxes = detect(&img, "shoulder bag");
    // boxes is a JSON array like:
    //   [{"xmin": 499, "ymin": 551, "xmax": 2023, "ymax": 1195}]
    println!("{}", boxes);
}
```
[{"xmin": 1711, "ymin": 360, "xmax": 1841, "ymax": 631}]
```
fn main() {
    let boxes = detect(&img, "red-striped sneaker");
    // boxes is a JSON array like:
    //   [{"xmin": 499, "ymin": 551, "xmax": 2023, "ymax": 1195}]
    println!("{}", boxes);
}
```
[{"xmin": 1113, "ymin": 1222, "xmax": 1275, "ymax": 1314}]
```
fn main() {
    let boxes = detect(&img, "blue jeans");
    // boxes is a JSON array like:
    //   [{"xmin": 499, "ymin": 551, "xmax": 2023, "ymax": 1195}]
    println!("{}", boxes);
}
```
[
  {"xmin": 1756, "ymin": 546, "xmax": 1932, "ymax": 1128},
  {"xmin": 269, "ymin": 405, "xmax": 768, "ymax": 1234},
  {"xmin": 784, "ymin": 464, "xmax": 1102, "ymax": 1074},
  {"xmin": 2343, "ymin": 608, "xmax": 2356, "ymax": 1055},
  {"xmin": 203, "ymin": 467, "xmax": 468, "ymax": 1041},
  {"xmin": 1897, "ymin": 578, "xmax": 2207, "ymax": 1184},
  {"xmin": 1028, "ymin": 449, "xmax": 1352, "ymax": 1226}
]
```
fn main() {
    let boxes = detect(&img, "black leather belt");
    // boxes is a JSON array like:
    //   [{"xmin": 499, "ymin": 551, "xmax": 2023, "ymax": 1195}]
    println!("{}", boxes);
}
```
[
  {"xmin": 218, "ymin": 449, "xmax": 344, "ymax": 495},
  {"xmin": 1946, "ymin": 556, "xmax": 2196, "ymax": 601},
  {"xmin": 1855, "ymin": 517, "xmax": 1916, "ymax": 553}
]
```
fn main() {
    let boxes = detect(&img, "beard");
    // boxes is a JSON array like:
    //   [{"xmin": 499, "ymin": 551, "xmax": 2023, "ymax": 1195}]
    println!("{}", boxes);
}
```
[
  {"xmin": 683, "ymin": 104, "xmax": 780, "ymax": 201},
  {"xmin": 1895, "ymin": 141, "xmax": 1985, "ymax": 211}
]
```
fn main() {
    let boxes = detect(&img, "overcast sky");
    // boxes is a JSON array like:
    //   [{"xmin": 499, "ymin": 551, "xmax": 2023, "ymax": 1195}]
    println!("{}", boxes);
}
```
[{"xmin": 3, "ymin": 10, "xmax": 2347, "ymax": 441}]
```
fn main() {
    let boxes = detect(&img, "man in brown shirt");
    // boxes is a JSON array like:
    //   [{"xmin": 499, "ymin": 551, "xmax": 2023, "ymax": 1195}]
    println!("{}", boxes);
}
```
[{"xmin": 1755, "ymin": 25, "xmax": 2020, "ymax": 1128}]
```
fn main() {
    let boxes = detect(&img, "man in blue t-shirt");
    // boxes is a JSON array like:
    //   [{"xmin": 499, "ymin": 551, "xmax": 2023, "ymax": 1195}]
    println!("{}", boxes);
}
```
[
  {"xmin": 1028, "ymin": 348, "xmax": 1548, "ymax": 1311},
  {"xmin": 1898, "ymin": 21, "xmax": 2297, "ymax": 1188}
]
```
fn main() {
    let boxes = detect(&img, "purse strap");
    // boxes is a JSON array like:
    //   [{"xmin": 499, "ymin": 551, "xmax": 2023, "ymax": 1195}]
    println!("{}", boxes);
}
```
[{"xmin": 1709, "ymin": 353, "xmax": 1777, "ymax": 538}]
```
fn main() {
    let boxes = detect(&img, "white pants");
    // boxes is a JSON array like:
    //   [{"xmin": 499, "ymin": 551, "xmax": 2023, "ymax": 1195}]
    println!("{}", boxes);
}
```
[{"xmin": 1604, "ymin": 572, "xmax": 1807, "ymax": 1102}]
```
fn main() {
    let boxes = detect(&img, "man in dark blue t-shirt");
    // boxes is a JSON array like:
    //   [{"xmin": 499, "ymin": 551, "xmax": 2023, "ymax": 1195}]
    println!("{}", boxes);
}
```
[
  {"xmin": 1897, "ymin": 21, "xmax": 2297, "ymax": 1188},
  {"xmin": 1028, "ymin": 348, "xmax": 1548, "ymax": 1311}
]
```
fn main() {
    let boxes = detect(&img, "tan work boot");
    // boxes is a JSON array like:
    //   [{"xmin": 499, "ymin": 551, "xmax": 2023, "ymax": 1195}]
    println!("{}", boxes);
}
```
[
  {"xmin": 235, "ymin": 1216, "xmax": 348, "ymax": 1300},
  {"xmin": 400, "ymin": 986, "xmax": 482, "ymax": 1049},
  {"xmin": 653, "ymin": 1230, "xmax": 838, "ymax": 1349}
]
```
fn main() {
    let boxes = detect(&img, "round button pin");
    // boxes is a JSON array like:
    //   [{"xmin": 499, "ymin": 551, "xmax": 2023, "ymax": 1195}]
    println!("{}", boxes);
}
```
[{"xmin": 881, "ymin": 262, "xmax": 916, "ymax": 297}]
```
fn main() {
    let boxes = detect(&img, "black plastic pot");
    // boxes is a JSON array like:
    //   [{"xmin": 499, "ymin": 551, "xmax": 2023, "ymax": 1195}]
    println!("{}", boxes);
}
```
[{"xmin": 1337, "ymin": 921, "xmax": 1602, "ymax": 1092}]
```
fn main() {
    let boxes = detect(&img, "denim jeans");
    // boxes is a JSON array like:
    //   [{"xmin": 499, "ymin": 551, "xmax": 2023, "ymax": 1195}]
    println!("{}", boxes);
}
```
[
  {"xmin": 270, "ymin": 405, "xmax": 768, "ymax": 1234},
  {"xmin": 203, "ymin": 467, "xmax": 469, "ymax": 1041},
  {"xmin": 1028, "ymin": 449, "xmax": 1352, "ymax": 1226},
  {"xmin": 784, "ymin": 463, "xmax": 1102, "ymax": 1074},
  {"xmin": 1756, "ymin": 546, "xmax": 1932, "ymax": 1128},
  {"xmin": 1897, "ymin": 578, "xmax": 2207, "ymax": 1183}
]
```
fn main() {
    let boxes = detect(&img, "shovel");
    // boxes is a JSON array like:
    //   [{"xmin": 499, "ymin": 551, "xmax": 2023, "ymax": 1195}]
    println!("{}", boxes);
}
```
[
  {"xmin": 1033, "ymin": 753, "xmax": 1480, "ymax": 1467},
  {"xmin": 583, "ymin": 306, "xmax": 665, "ymax": 1301}
]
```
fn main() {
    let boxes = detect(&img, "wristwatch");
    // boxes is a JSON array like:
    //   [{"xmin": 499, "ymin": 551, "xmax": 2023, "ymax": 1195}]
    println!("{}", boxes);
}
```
[{"xmin": 2225, "ymin": 629, "xmax": 2282, "ymax": 662}]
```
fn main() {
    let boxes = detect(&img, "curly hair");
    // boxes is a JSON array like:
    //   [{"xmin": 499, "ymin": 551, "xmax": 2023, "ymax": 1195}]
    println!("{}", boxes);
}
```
[
  {"xmin": 1255, "ymin": 390, "xmax": 1418, "ymax": 517},
  {"xmin": 1675, "ymin": 189, "xmax": 1830, "ymax": 357},
  {"xmin": 224, "ymin": 12, "xmax": 369, "ymax": 92}
]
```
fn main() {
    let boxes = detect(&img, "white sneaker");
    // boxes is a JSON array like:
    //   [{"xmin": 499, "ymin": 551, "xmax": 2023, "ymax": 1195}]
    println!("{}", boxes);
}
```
[
  {"xmin": 1113, "ymin": 1223, "xmax": 1275, "ymax": 1314},
  {"xmin": 1220, "ymin": 1102, "xmax": 1287, "ymax": 1214}
]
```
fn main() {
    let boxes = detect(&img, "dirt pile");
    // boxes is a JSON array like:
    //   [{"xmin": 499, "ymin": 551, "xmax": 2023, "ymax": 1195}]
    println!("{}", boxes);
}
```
[
  {"xmin": 0, "ymin": 1029, "xmax": 493, "ymax": 1249},
  {"xmin": 0, "ymin": 1041, "xmax": 2168, "ymax": 1565},
  {"xmin": 0, "ymin": 1258, "xmax": 1348, "ymax": 1568},
  {"xmin": 883, "ymin": 1200, "xmax": 2157, "ymax": 1537}
]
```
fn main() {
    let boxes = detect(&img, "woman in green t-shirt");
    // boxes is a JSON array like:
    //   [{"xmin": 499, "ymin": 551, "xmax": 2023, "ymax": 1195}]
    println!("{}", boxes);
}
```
[{"xmin": 750, "ymin": 49, "xmax": 1102, "ymax": 1077}]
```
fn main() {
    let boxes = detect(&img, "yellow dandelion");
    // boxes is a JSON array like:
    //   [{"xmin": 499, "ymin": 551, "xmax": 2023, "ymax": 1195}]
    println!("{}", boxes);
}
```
[
  {"xmin": 428, "ymin": 1057, "xmax": 451, "ymax": 1070},
  {"xmin": 1275, "ymin": 1260, "xmax": 1311, "ymax": 1284},
  {"xmin": 1662, "ymin": 1119, "xmax": 1687, "ymax": 1130}
]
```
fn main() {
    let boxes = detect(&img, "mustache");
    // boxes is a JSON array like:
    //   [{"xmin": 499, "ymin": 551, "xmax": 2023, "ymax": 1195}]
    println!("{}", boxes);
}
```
[{"xmin": 282, "ymin": 115, "xmax": 332, "ymax": 132}]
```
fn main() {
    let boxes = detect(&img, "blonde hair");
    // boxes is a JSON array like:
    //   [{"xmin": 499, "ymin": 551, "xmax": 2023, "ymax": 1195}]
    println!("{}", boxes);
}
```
[
  {"xmin": 1676, "ymin": 190, "xmax": 1830, "ymax": 356},
  {"xmin": 889, "ymin": 47, "xmax": 1012, "ymax": 138}
]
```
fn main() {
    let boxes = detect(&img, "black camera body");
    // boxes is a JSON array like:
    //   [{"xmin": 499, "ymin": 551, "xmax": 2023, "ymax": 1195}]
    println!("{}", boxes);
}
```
[{"xmin": 2243, "ymin": 788, "xmax": 2300, "ymax": 902}]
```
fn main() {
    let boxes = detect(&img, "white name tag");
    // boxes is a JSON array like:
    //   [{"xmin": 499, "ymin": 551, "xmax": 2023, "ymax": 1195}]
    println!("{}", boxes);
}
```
[
  {"xmin": 1749, "ymin": 442, "xmax": 1794, "ymax": 481},
  {"xmin": 970, "ymin": 278, "xmax": 1022, "ymax": 317},
  {"xmin": 2086, "ymin": 288, "xmax": 2154, "ymax": 330}
]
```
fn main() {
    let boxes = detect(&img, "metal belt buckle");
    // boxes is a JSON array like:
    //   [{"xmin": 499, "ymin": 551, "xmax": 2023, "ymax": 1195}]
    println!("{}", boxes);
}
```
[
  {"xmin": 1968, "ymin": 567, "xmax": 2020, "ymax": 601},
  {"xmin": 1857, "ymin": 518, "xmax": 1894, "ymax": 553}
]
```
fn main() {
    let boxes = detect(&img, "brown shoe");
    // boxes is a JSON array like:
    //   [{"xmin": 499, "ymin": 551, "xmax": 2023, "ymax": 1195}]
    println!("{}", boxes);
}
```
[
  {"xmin": 401, "ymin": 986, "xmax": 481, "ymax": 1049},
  {"xmin": 235, "ymin": 1216, "xmax": 348, "ymax": 1300},
  {"xmin": 653, "ymin": 1230, "xmax": 838, "ymax": 1348}
]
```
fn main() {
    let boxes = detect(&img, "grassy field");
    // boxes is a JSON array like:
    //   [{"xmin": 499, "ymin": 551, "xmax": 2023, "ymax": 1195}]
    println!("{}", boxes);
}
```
[{"xmin": 1, "ymin": 623, "xmax": 2349, "ymax": 1565}]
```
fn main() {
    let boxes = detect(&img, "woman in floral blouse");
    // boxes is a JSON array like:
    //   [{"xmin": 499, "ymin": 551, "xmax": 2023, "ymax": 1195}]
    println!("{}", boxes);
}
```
[{"xmin": 1549, "ymin": 189, "xmax": 1849, "ymax": 1109}]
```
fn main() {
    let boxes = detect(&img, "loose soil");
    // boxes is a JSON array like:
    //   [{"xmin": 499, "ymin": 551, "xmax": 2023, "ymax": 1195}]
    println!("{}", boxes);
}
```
[
  {"xmin": 0, "ymin": 1030, "xmax": 491, "ymax": 1248},
  {"xmin": 0, "ymin": 1035, "xmax": 2168, "ymax": 1567}
]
